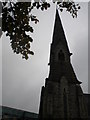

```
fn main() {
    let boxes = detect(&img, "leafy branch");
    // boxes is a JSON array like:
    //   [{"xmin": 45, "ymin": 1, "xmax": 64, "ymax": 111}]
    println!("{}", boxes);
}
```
[{"xmin": 1, "ymin": 1, "xmax": 80, "ymax": 60}]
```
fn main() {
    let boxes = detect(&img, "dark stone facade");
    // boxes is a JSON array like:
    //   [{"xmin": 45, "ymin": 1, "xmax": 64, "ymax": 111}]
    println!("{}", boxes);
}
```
[
  {"xmin": 39, "ymin": 10, "xmax": 88, "ymax": 120},
  {"xmin": 84, "ymin": 94, "xmax": 90, "ymax": 119}
]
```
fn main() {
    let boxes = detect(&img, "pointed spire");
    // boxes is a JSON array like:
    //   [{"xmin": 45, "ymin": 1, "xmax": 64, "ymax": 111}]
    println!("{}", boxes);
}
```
[{"xmin": 52, "ymin": 9, "xmax": 70, "ymax": 54}]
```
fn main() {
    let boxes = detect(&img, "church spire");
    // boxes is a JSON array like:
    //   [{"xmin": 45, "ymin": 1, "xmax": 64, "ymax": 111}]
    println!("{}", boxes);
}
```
[
  {"xmin": 52, "ymin": 9, "xmax": 70, "ymax": 54},
  {"xmin": 48, "ymin": 9, "xmax": 81, "ymax": 84}
]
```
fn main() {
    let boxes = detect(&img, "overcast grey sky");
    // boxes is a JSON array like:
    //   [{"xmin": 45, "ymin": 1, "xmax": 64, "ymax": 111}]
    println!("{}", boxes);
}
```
[{"xmin": 0, "ymin": 2, "xmax": 88, "ymax": 113}]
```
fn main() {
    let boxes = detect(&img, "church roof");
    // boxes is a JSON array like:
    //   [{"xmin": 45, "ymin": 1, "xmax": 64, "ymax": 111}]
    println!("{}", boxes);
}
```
[
  {"xmin": 52, "ymin": 9, "xmax": 70, "ymax": 54},
  {"xmin": 1, "ymin": 106, "xmax": 38, "ymax": 119}
]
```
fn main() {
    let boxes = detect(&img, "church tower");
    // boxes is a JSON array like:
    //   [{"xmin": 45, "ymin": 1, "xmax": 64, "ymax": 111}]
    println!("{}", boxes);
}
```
[{"xmin": 39, "ymin": 10, "xmax": 88, "ymax": 119}]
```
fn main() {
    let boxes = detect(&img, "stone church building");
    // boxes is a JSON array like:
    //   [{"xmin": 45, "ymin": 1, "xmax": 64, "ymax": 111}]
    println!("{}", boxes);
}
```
[
  {"xmin": 1, "ymin": 9, "xmax": 90, "ymax": 120},
  {"xmin": 39, "ymin": 10, "xmax": 88, "ymax": 119}
]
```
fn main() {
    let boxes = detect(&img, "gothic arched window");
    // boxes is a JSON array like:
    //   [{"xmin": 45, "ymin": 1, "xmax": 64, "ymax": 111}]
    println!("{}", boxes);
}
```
[{"xmin": 58, "ymin": 50, "xmax": 65, "ymax": 61}]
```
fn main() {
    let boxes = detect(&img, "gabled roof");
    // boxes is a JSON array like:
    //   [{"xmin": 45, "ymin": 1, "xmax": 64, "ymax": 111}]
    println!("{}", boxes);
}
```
[{"xmin": 52, "ymin": 9, "xmax": 70, "ymax": 54}]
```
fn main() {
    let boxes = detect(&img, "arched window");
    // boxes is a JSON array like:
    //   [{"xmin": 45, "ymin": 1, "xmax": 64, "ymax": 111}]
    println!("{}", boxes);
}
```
[{"xmin": 58, "ymin": 50, "xmax": 65, "ymax": 61}]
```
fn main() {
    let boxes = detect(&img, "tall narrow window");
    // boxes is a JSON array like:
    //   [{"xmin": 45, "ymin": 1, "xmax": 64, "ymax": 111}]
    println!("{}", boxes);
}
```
[
  {"xmin": 58, "ymin": 50, "xmax": 65, "ymax": 61},
  {"xmin": 63, "ymin": 88, "xmax": 67, "ymax": 120}
]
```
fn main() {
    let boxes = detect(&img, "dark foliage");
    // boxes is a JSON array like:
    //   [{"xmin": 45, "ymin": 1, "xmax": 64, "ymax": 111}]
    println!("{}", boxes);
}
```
[
  {"xmin": 57, "ymin": 2, "xmax": 80, "ymax": 18},
  {"xmin": 1, "ymin": 1, "xmax": 80, "ymax": 60}
]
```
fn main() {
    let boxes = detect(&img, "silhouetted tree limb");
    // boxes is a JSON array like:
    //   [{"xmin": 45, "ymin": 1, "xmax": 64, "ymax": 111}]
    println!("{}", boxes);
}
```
[{"xmin": 1, "ymin": 1, "xmax": 80, "ymax": 60}]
